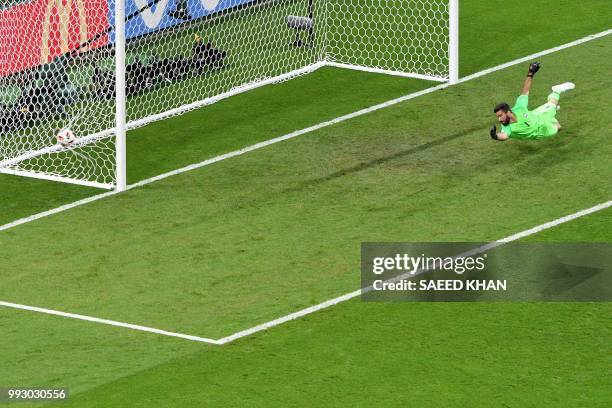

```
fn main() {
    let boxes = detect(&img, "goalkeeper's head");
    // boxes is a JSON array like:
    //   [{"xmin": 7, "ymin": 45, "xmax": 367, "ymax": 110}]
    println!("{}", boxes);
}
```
[{"xmin": 493, "ymin": 102, "xmax": 512, "ymax": 126}]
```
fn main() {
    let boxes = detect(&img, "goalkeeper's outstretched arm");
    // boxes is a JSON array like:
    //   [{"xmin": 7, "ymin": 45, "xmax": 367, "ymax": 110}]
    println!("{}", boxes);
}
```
[
  {"xmin": 521, "ymin": 76, "xmax": 532, "ymax": 95},
  {"xmin": 522, "ymin": 62, "xmax": 540, "ymax": 95}
]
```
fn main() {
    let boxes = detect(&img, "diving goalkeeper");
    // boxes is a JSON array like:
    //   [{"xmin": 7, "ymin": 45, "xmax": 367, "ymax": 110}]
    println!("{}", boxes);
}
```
[{"xmin": 490, "ymin": 62, "xmax": 575, "ymax": 141}]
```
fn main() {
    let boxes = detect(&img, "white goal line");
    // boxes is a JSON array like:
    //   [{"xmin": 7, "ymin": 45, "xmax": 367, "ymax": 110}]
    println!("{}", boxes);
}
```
[
  {"xmin": 3, "ymin": 27, "xmax": 610, "ymax": 187},
  {"xmin": 0, "ymin": 62, "xmax": 327, "ymax": 188},
  {"xmin": 0, "ymin": 29, "xmax": 610, "ymax": 343}
]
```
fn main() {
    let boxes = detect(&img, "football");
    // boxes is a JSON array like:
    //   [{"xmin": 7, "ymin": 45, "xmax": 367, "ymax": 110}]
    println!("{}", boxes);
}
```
[{"xmin": 57, "ymin": 128, "xmax": 76, "ymax": 148}]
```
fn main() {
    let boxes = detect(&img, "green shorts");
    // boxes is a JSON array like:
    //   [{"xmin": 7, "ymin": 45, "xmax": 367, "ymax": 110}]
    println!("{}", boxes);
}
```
[
  {"xmin": 534, "ymin": 102, "xmax": 557, "ymax": 120},
  {"xmin": 534, "ymin": 102, "xmax": 559, "ymax": 138},
  {"xmin": 540, "ymin": 120, "xmax": 559, "ymax": 138}
]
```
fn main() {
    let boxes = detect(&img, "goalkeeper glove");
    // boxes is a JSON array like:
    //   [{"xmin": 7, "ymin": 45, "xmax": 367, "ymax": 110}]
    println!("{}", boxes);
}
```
[
  {"xmin": 527, "ymin": 62, "xmax": 540, "ymax": 77},
  {"xmin": 490, "ymin": 125, "xmax": 498, "ymax": 140}
]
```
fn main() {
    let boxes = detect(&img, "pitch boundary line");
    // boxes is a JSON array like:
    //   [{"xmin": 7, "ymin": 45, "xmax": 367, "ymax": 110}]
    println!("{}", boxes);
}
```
[
  {"xmin": 1, "ymin": 199, "xmax": 610, "ymax": 344},
  {"xmin": 1, "ymin": 28, "xmax": 610, "ymax": 234}
]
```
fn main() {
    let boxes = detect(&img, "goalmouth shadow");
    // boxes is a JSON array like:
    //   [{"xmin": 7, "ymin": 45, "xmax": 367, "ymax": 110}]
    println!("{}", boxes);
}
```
[{"xmin": 285, "ymin": 125, "xmax": 485, "ymax": 193}]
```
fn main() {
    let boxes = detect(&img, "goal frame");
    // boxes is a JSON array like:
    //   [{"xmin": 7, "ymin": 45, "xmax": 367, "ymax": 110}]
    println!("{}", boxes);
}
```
[{"xmin": 0, "ymin": 0, "xmax": 459, "ymax": 191}]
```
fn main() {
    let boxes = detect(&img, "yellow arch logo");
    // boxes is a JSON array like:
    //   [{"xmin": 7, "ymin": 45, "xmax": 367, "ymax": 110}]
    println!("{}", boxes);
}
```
[{"xmin": 40, "ymin": 0, "xmax": 88, "ymax": 63}]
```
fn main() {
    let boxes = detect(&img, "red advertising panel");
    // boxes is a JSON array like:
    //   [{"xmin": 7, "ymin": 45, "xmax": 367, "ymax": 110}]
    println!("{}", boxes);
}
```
[{"xmin": 0, "ymin": 0, "xmax": 109, "ymax": 77}]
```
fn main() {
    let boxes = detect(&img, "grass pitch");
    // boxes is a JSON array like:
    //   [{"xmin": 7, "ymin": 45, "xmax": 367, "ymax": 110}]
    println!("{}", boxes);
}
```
[{"xmin": 0, "ymin": 1, "xmax": 610, "ymax": 406}]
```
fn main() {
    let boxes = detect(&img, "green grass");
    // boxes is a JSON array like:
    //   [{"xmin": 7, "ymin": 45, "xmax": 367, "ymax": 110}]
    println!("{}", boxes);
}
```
[
  {"xmin": 1, "ymin": 33, "xmax": 611, "ymax": 335},
  {"xmin": 0, "ymin": 36, "xmax": 610, "ymax": 405},
  {"xmin": 65, "ymin": 298, "xmax": 611, "ymax": 407},
  {"xmin": 3, "ymin": 209, "xmax": 611, "ymax": 407},
  {"xmin": 0, "ymin": 0, "xmax": 610, "ymax": 406}
]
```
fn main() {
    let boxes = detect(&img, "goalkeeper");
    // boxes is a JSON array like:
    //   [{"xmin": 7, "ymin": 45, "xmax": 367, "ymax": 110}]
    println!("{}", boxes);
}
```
[{"xmin": 490, "ymin": 62, "xmax": 575, "ymax": 141}]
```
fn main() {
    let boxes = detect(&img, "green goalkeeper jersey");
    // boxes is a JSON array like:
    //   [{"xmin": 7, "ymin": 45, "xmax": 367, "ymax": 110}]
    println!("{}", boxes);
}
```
[{"xmin": 501, "ymin": 95, "xmax": 551, "ymax": 140}]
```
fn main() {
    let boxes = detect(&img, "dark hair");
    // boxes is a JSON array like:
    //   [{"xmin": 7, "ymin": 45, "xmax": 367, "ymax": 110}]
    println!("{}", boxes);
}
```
[{"xmin": 494, "ymin": 103, "xmax": 511, "ymax": 113}]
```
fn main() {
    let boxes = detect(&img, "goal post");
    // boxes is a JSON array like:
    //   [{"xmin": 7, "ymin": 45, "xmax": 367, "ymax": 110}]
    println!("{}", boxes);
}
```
[
  {"xmin": 449, "ymin": 0, "xmax": 459, "ymax": 84},
  {"xmin": 115, "ymin": 0, "xmax": 127, "ymax": 192},
  {"xmin": 0, "ymin": 0, "xmax": 459, "ymax": 190}
]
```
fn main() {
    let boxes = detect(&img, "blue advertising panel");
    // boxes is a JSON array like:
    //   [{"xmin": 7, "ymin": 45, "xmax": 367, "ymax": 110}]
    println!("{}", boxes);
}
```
[{"xmin": 109, "ymin": 0, "xmax": 257, "ymax": 41}]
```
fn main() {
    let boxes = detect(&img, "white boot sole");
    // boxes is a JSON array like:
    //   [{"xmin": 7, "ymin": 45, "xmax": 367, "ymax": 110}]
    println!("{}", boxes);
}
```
[{"xmin": 552, "ymin": 82, "xmax": 575, "ymax": 93}]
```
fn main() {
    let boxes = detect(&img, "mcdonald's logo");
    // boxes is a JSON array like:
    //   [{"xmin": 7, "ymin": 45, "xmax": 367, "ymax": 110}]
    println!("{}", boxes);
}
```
[
  {"xmin": 40, "ymin": 0, "xmax": 88, "ymax": 63},
  {"xmin": 0, "ymin": 0, "xmax": 108, "ymax": 76}
]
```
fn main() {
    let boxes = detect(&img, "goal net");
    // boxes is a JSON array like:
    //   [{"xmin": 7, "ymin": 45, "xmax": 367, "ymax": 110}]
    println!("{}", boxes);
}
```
[{"xmin": 0, "ymin": 0, "xmax": 456, "ymax": 189}]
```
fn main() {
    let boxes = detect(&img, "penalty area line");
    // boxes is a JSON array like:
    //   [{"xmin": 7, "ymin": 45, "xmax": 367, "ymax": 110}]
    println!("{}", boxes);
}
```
[
  {"xmin": 0, "ymin": 300, "xmax": 221, "ymax": 345},
  {"xmin": 216, "ymin": 199, "xmax": 612, "ymax": 344},
  {"xmin": 0, "ymin": 199, "xmax": 609, "ymax": 345}
]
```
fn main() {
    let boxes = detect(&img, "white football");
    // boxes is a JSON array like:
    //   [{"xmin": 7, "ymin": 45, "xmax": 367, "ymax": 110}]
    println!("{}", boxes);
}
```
[{"xmin": 57, "ymin": 129, "xmax": 76, "ymax": 148}]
